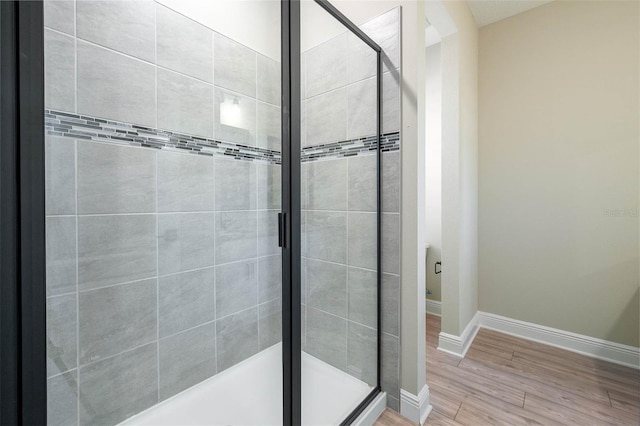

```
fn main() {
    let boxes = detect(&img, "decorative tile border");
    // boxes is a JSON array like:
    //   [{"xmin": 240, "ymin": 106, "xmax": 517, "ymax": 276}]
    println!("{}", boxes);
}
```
[
  {"xmin": 301, "ymin": 133, "xmax": 400, "ymax": 162},
  {"xmin": 45, "ymin": 110, "xmax": 400, "ymax": 164},
  {"xmin": 45, "ymin": 109, "xmax": 281, "ymax": 164}
]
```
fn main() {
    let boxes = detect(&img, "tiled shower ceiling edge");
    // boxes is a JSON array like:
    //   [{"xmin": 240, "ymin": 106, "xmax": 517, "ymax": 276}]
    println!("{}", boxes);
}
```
[{"xmin": 45, "ymin": 109, "xmax": 399, "ymax": 164}]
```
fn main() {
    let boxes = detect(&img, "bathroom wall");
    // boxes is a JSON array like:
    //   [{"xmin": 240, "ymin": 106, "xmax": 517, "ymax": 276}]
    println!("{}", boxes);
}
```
[
  {"xmin": 300, "ymin": 7, "xmax": 403, "ymax": 410},
  {"xmin": 479, "ymin": 0, "xmax": 639, "ymax": 347},
  {"xmin": 44, "ymin": 1, "xmax": 281, "ymax": 425}
]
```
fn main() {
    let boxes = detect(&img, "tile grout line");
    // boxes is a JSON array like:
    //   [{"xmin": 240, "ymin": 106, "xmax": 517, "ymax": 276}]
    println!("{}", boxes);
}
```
[{"xmin": 74, "ymin": 255, "xmax": 278, "ymax": 296}]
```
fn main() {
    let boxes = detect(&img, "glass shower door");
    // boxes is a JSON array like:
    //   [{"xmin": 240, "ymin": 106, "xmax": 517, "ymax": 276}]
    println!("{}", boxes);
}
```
[
  {"xmin": 299, "ymin": 1, "xmax": 381, "ymax": 424},
  {"xmin": 44, "ymin": 1, "xmax": 283, "ymax": 424}
]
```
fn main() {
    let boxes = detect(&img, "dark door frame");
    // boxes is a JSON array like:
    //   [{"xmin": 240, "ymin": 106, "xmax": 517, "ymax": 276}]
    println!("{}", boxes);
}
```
[{"xmin": 0, "ymin": 1, "xmax": 47, "ymax": 425}]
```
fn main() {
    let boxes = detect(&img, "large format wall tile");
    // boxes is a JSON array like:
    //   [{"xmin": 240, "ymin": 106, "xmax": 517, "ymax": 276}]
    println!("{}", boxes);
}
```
[
  {"xmin": 158, "ymin": 151, "xmax": 214, "ymax": 212},
  {"xmin": 45, "ymin": 29, "xmax": 75, "ymax": 112},
  {"xmin": 257, "ymin": 54, "xmax": 281, "ymax": 106},
  {"xmin": 156, "ymin": 4, "xmax": 213, "ymax": 82},
  {"xmin": 215, "ymin": 211, "xmax": 257, "ymax": 264},
  {"xmin": 47, "ymin": 371, "xmax": 78, "ymax": 426},
  {"xmin": 47, "ymin": 294, "xmax": 77, "ymax": 377},
  {"xmin": 216, "ymin": 307, "xmax": 259, "ymax": 372},
  {"xmin": 44, "ymin": 0, "xmax": 74, "ymax": 35},
  {"xmin": 215, "ymin": 158, "xmax": 256, "ymax": 211},
  {"xmin": 46, "ymin": 216, "xmax": 76, "ymax": 297},
  {"xmin": 347, "ymin": 322, "xmax": 377, "ymax": 386},
  {"xmin": 306, "ymin": 259, "xmax": 347, "ymax": 318},
  {"xmin": 214, "ymin": 88, "xmax": 257, "ymax": 146},
  {"xmin": 381, "ymin": 273, "xmax": 400, "ymax": 336},
  {"xmin": 382, "ymin": 151, "xmax": 400, "ymax": 213},
  {"xmin": 347, "ymin": 8, "xmax": 400, "ymax": 82},
  {"xmin": 361, "ymin": 8, "xmax": 401, "ymax": 72},
  {"xmin": 79, "ymin": 279, "xmax": 157, "ymax": 364},
  {"xmin": 45, "ymin": 136, "xmax": 76, "ymax": 215},
  {"xmin": 306, "ymin": 33, "xmax": 347, "ymax": 98},
  {"xmin": 256, "ymin": 101, "xmax": 281, "ymax": 151},
  {"xmin": 381, "ymin": 333, "xmax": 400, "ymax": 404},
  {"xmin": 382, "ymin": 213, "xmax": 400, "ymax": 274},
  {"xmin": 305, "ymin": 88, "xmax": 347, "ymax": 146},
  {"xmin": 347, "ymin": 77, "xmax": 377, "ymax": 139},
  {"xmin": 347, "ymin": 267, "xmax": 377, "ymax": 329},
  {"xmin": 349, "ymin": 151, "xmax": 400, "ymax": 213},
  {"xmin": 158, "ymin": 213, "xmax": 215, "ymax": 275},
  {"xmin": 306, "ymin": 307, "xmax": 347, "ymax": 371},
  {"xmin": 159, "ymin": 323, "xmax": 216, "ymax": 400},
  {"xmin": 77, "ymin": 41, "xmax": 156, "ymax": 127},
  {"xmin": 301, "ymin": 53, "xmax": 307, "ymax": 100},
  {"xmin": 346, "ymin": 32, "xmax": 377, "ymax": 85},
  {"xmin": 76, "ymin": 0, "xmax": 155, "ymax": 63},
  {"xmin": 214, "ymin": 34, "xmax": 256, "ymax": 97},
  {"xmin": 216, "ymin": 260, "xmax": 258, "ymax": 318},
  {"xmin": 158, "ymin": 268, "xmax": 215, "ymax": 337},
  {"xmin": 257, "ymin": 163, "xmax": 281, "ymax": 210},
  {"xmin": 77, "ymin": 142, "xmax": 156, "ymax": 214},
  {"xmin": 305, "ymin": 211, "xmax": 347, "ymax": 264},
  {"xmin": 78, "ymin": 214, "xmax": 157, "ymax": 290},
  {"xmin": 383, "ymin": 71, "xmax": 401, "ymax": 134},
  {"xmin": 306, "ymin": 158, "xmax": 347, "ymax": 211},
  {"xmin": 347, "ymin": 212, "xmax": 377, "ymax": 270},
  {"xmin": 258, "ymin": 210, "xmax": 279, "ymax": 257},
  {"xmin": 79, "ymin": 343, "xmax": 158, "ymax": 425},
  {"xmin": 157, "ymin": 69, "xmax": 214, "ymax": 138},
  {"xmin": 259, "ymin": 299, "xmax": 282, "ymax": 349},
  {"xmin": 347, "ymin": 154, "xmax": 376, "ymax": 212},
  {"xmin": 258, "ymin": 255, "xmax": 281, "ymax": 303}
]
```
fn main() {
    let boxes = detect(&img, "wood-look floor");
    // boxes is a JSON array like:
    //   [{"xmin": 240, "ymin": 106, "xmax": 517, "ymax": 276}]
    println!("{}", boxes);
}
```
[{"xmin": 375, "ymin": 314, "xmax": 640, "ymax": 426}]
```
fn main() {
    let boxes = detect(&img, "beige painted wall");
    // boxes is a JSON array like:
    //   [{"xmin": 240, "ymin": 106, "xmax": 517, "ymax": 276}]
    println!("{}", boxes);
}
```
[
  {"xmin": 478, "ymin": 0, "xmax": 640, "ymax": 347},
  {"xmin": 440, "ymin": 0, "xmax": 479, "ymax": 337}
]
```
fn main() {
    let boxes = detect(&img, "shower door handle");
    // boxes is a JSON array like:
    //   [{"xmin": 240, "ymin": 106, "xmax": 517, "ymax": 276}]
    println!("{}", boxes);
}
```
[{"xmin": 278, "ymin": 212, "xmax": 286, "ymax": 248}]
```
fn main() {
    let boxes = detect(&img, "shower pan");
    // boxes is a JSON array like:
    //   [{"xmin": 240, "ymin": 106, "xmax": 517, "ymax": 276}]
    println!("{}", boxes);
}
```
[{"xmin": 0, "ymin": 0, "xmax": 402, "ymax": 424}]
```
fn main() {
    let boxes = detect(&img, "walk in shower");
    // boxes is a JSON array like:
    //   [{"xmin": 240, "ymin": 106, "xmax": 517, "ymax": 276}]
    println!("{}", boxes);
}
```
[{"xmin": 1, "ymin": 0, "xmax": 401, "ymax": 424}]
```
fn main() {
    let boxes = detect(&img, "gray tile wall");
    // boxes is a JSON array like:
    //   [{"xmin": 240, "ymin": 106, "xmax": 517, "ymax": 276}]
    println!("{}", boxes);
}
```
[
  {"xmin": 44, "ymin": 1, "xmax": 281, "ymax": 425},
  {"xmin": 46, "ymin": 140, "xmax": 282, "ymax": 425},
  {"xmin": 301, "ymin": 7, "xmax": 402, "ymax": 411},
  {"xmin": 45, "ymin": 0, "xmax": 402, "ymax": 422},
  {"xmin": 44, "ymin": 0, "xmax": 281, "ymax": 148},
  {"xmin": 301, "ymin": 9, "xmax": 401, "ymax": 147}
]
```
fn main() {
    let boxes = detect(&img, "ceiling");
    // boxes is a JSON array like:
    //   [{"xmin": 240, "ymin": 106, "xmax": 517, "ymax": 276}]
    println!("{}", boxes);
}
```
[{"xmin": 466, "ymin": 0, "xmax": 554, "ymax": 27}]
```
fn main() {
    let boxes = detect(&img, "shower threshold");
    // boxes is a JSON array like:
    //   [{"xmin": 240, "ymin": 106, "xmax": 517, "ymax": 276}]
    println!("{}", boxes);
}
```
[{"xmin": 118, "ymin": 343, "xmax": 375, "ymax": 425}]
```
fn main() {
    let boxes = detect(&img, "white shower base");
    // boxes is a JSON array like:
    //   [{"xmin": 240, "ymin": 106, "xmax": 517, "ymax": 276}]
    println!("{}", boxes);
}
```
[{"xmin": 119, "ymin": 343, "xmax": 374, "ymax": 425}]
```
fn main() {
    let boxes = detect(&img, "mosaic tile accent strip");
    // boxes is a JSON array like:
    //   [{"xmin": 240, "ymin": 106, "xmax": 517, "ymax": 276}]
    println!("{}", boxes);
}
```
[
  {"xmin": 45, "ymin": 110, "xmax": 399, "ymax": 163},
  {"xmin": 301, "ymin": 133, "xmax": 400, "ymax": 162},
  {"xmin": 45, "ymin": 110, "xmax": 281, "ymax": 164}
]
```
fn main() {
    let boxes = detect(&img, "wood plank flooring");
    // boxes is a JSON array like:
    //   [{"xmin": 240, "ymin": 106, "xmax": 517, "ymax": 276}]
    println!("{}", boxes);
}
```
[{"xmin": 374, "ymin": 314, "xmax": 639, "ymax": 426}]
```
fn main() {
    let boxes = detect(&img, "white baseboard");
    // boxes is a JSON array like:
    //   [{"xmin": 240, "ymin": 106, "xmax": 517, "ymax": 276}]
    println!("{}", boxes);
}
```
[
  {"xmin": 425, "ymin": 299, "xmax": 441, "ymax": 317},
  {"xmin": 353, "ymin": 392, "xmax": 387, "ymax": 426},
  {"xmin": 400, "ymin": 384, "xmax": 432, "ymax": 425},
  {"xmin": 437, "ymin": 311, "xmax": 480, "ymax": 358},
  {"xmin": 477, "ymin": 312, "xmax": 640, "ymax": 370}
]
